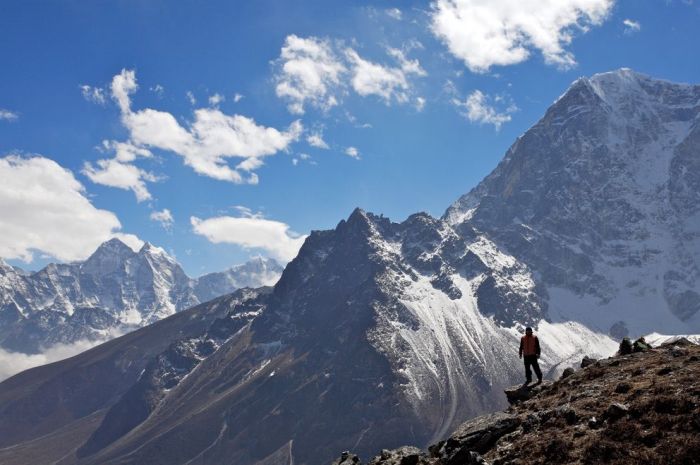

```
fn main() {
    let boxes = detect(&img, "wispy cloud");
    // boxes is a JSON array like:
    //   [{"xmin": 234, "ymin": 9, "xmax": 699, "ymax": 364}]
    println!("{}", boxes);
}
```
[
  {"xmin": 0, "ymin": 109, "xmax": 19, "ymax": 121},
  {"xmin": 623, "ymin": 19, "xmax": 641, "ymax": 34},
  {"xmin": 274, "ymin": 35, "xmax": 427, "ymax": 113},
  {"xmin": 345, "ymin": 146, "xmax": 360, "ymax": 159},
  {"xmin": 453, "ymin": 90, "xmax": 517, "ymax": 129},
  {"xmin": 150, "ymin": 208, "xmax": 174, "ymax": 230},
  {"xmin": 80, "ymin": 84, "xmax": 107, "ymax": 104}
]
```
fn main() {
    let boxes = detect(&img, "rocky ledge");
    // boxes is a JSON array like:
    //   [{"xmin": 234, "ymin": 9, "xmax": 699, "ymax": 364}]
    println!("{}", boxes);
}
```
[{"xmin": 333, "ymin": 339, "xmax": 700, "ymax": 465}]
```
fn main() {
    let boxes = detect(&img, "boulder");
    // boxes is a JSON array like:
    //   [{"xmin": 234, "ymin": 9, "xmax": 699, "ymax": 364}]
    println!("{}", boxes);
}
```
[
  {"xmin": 604, "ymin": 402, "xmax": 629, "ymax": 422},
  {"xmin": 367, "ymin": 447, "xmax": 425, "ymax": 465},
  {"xmin": 333, "ymin": 451, "xmax": 361, "ymax": 465},
  {"xmin": 504, "ymin": 381, "xmax": 552, "ymax": 404},
  {"xmin": 560, "ymin": 367, "xmax": 575, "ymax": 379},
  {"xmin": 433, "ymin": 412, "xmax": 519, "ymax": 464},
  {"xmin": 581, "ymin": 356, "xmax": 597, "ymax": 368}
]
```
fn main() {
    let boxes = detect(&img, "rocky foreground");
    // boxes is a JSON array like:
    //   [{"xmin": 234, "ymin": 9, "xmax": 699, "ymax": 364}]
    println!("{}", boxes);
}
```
[{"xmin": 334, "ymin": 339, "xmax": 700, "ymax": 465}]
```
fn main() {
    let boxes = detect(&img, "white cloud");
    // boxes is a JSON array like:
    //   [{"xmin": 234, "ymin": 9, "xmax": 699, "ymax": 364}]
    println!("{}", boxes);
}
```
[
  {"xmin": 275, "ymin": 35, "xmax": 347, "ymax": 114},
  {"xmin": 0, "ymin": 332, "xmax": 123, "ymax": 381},
  {"xmin": 415, "ymin": 96, "xmax": 426, "ymax": 111},
  {"xmin": 299, "ymin": 153, "xmax": 311, "ymax": 160},
  {"xmin": 345, "ymin": 146, "xmax": 360, "ymax": 159},
  {"xmin": 430, "ymin": 0, "xmax": 614, "ymax": 72},
  {"xmin": 0, "ymin": 155, "xmax": 142, "ymax": 263},
  {"xmin": 623, "ymin": 19, "xmax": 641, "ymax": 34},
  {"xmin": 208, "ymin": 93, "xmax": 225, "ymax": 106},
  {"xmin": 345, "ymin": 47, "xmax": 426, "ymax": 104},
  {"xmin": 186, "ymin": 91, "xmax": 197, "ymax": 105},
  {"xmin": 80, "ymin": 84, "xmax": 107, "ymax": 104},
  {"xmin": 191, "ymin": 213, "xmax": 307, "ymax": 263},
  {"xmin": 150, "ymin": 208, "xmax": 174, "ymax": 230},
  {"xmin": 307, "ymin": 131, "xmax": 330, "ymax": 149},
  {"xmin": 0, "ymin": 109, "xmax": 18, "ymax": 121},
  {"xmin": 101, "ymin": 69, "xmax": 302, "ymax": 186},
  {"xmin": 83, "ymin": 157, "xmax": 157, "ymax": 202},
  {"xmin": 150, "ymin": 84, "xmax": 165, "ymax": 97},
  {"xmin": 386, "ymin": 8, "xmax": 403, "ymax": 20},
  {"xmin": 233, "ymin": 93, "xmax": 244, "ymax": 103},
  {"xmin": 453, "ymin": 90, "xmax": 517, "ymax": 129}
]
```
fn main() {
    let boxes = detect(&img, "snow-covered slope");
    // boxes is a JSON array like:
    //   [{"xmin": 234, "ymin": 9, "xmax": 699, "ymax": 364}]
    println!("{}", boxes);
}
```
[
  {"xmin": 446, "ymin": 68, "xmax": 700, "ymax": 339},
  {"xmin": 0, "ymin": 240, "xmax": 283, "ymax": 353}
]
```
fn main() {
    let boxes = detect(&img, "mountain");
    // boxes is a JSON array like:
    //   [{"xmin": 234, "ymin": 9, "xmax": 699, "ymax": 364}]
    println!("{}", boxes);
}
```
[
  {"xmin": 0, "ymin": 241, "xmax": 283, "ymax": 353},
  {"xmin": 332, "ymin": 339, "xmax": 700, "ymax": 465},
  {"xmin": 0, "ymin": 69, "xmax": 698, "ymax": 465},
  {"xmin": 445, "ymin": 68, "xmax": 700, "ymax": 338}
]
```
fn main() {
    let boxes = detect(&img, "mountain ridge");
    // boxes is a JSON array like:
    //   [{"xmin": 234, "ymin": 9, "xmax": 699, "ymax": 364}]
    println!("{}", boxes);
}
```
[{"xmin": 0, "ymin": 238, "xmax": 283, "ymax": 354}]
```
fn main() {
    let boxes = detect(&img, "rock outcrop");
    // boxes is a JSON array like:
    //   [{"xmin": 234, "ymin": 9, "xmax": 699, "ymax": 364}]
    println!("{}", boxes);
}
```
[{"xmin": 335, "ymin": 340, "xmax": 700, "ymax": 465}]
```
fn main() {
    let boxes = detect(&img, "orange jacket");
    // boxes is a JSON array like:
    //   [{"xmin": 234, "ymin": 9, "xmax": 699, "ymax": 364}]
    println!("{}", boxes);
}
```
[{"xmin": 519, "ymin": 334, "xmax": 541, "ymax": 357}]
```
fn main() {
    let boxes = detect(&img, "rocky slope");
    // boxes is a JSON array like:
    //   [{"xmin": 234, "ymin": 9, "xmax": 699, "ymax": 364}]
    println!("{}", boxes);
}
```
[
  {"xmin": 335, "ymin": 339, "xmax": 700, "ymax": 465},
  {"xmin": 0, "ymin": 240, "xmax": 282, "ymax": 353}
]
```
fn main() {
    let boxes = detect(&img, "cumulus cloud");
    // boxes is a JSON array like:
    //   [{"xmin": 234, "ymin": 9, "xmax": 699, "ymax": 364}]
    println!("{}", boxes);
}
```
[
  {"xmin": 0, "ymin": 109, "xmax": 18, "ymax": 121},
  {"xmin": 150, "ymin": 208, "xmax": 174, "ymax": 230},
  {"xmin": 345, "ymin": 146, "xmax": 360, "ymax": 159},
  {"xmin": 83, "ymin": 140, "xmax": 156, "ymax": 202},
  {"xmin": 186, "ymin": 91, "xmax": 197, "ymax": 105},
  {"xmin": 274, "ymin": 35, "xmax": 426, "ymax": 113},
  {"xmin": 623, "ymin": 19, "xmax": 641, "ymax": 34},
  {"xmin": 191, "ymin": 212, "xmax": 307, "ymax": 263},
  {"xmin": 0, "ymin": 334, "xmax": 122, "ymax": 381},
  {"xmin": 430, "ymin": 0, "xmax": 614, "ymax": 72},
  {"xmin": 345, "ymin": 47, "xmax": 426, "ymax": 104},
  {"xmin": 453, "ymin": 90, "xmax": 517, "ymax": 129},
  {"xmin": 80, "ymin": 84, "xmax": 107, "ymax": 104},
  {"xmin": 275, "ymin": 35, "xmax": 347, "ymax": 114},
  {"xmin": 415, "ymin": 96, "xmax": 426, "ymax": 111},
  {"xmin": 86, "ymin": 69, "xmax": 302, "ymax": 192},
  {"xmin": 0, "ymin": 155, "xmax": 141, "ymax": 263},
  {"xmin": 307, "ymin": 131, "xmax": 330, "ymax": 149},
  {"xmin": 233, "ymin": 93, "xmax": 244, "ymax": 103}
]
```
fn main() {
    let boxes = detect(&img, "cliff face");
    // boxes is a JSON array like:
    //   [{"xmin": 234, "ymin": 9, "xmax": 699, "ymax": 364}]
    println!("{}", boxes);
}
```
[{"xmin": 335, "ymin": 339, "xmax": 700, "ymax": 465}]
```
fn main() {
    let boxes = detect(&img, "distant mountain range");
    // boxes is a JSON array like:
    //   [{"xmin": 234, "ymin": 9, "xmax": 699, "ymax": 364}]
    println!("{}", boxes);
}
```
[
  {"xmin": 0, "ymin": 69, "xmax": 698, "ymax": 465},
  {"xmin": 0, "ymin": 240, "xmax": 282, "ymax": 353}
]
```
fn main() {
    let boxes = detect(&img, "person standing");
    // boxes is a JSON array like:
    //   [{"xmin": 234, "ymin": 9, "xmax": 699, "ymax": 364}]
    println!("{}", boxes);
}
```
[{"xmin": 519, "ymin": 327, "xmax": 542, "ymax": 385}]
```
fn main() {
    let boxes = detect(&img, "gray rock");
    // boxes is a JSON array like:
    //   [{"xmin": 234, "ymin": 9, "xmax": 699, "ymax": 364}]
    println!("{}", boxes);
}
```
[
  {"xmin": 504, "ymin": 381, "xmax": 551, "ymax": 404},
  {"xmin": 560, "ymin": 367, "xmax": 575, "ymax": 379},
  {"xmin": 581, "ymin": 356, "xmax": 598, "ymax": 368},
  {"xmin": 605, "ymin": 402, "xmax": 630, "ymax": 421}
]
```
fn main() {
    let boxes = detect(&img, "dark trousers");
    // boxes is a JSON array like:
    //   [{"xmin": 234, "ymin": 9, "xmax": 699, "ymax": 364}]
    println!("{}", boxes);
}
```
[{"xmin": 524, "ymin": 355, "xmax": 542, "ymax": 382}]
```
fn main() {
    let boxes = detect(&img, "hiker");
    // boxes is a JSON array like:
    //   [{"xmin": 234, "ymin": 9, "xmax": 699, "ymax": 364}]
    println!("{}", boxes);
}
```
[
  {"xmin": 633, "ymin": 336, "xmax": 651, "ymax": 353},
  {"xmin": 519, "ymin": 327, "xmax": 542, "ymax": 385}
]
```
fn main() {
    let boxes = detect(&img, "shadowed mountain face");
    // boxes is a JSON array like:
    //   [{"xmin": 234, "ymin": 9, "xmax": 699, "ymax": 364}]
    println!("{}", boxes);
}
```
[
  {"xmin": 0, "ymin": 242, "xmax": 282, "ymax": 354},
  {"xmin": 0, "ymin": 70, "xmax": 698, "ymax": 465}
]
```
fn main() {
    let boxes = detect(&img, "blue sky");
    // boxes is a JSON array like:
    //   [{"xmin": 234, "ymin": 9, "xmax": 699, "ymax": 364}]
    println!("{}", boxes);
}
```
[{"xmin": 0, "ymin": 0, "xmax": 698, "ymax": 276}]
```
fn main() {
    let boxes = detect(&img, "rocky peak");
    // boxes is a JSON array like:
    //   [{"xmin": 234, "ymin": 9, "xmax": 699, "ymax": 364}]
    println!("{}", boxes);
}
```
[{"xmin": 81, "ymin": 237, "xmax": 136, "ymax": 275}]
